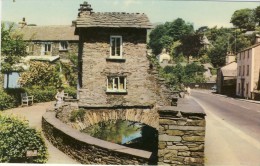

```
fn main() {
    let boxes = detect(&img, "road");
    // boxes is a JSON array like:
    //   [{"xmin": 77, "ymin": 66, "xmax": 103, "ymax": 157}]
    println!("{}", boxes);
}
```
[{"xmin": 191, "ymin": 90, "xmax": 260, "ymax": 166}]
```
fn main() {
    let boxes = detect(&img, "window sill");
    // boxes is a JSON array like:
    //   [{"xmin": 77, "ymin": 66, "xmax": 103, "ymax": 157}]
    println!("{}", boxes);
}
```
[
  {"xmin": 106, "ymin": 90, "xmax": 127, "ymax": 95},
  {"xmin": 106, "ymin": 58, "xmax": 126, "ymax": 62}
]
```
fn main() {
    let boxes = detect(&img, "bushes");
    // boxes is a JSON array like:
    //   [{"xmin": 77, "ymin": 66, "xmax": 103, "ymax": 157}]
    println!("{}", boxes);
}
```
[
  {"xmin": 0, "ymin": 90, "xmax": 16, "ymax": 110},
  {"xmin": 25, "ymin": 86, "xmax": 56, "ymax": 103},
  {"xmin": 0, "ymin": 86, "xmax": 77, "ymax": 111},
  {"xmin": 0, "ymin": 114, "xmax": 48, "ymax": 163}
]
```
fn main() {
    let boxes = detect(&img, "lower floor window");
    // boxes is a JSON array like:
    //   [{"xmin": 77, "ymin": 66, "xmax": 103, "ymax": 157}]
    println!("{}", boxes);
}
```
[{"xmin": 107, "ymin": 76, "xmax": 126, "ymax": 92}]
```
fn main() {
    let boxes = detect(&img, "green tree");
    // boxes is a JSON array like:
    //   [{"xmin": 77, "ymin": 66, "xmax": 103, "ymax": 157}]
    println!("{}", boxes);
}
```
[
  {"xmin": 1, "ymin": 23, "xmax": 27, "ymax": 88},
  {"xmin": 230, "ymin": 8, "xmax": 255, "ymax": 31},
  {"xmin": 149, "ymin": 18, "xmax": 194, "ymax": 55},
  {"xmin": 255, "ymin": 6, "xmax": 260, "ymax": 26},
  {"xmin": 178, "ymin": 33, "xmax": 204, "ymax": 61},
  {"xmin": 148, "ymin": 24, "xmax": 166, "ymax": 55}
]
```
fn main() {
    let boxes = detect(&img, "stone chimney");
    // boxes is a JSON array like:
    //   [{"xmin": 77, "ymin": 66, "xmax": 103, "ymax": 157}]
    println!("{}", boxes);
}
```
[
  {"xmin": 255, "ymin": 34, "xmax": 260, "ymax": 44},
  {"xmin": 226, "ymin": 51, "xmax": 236, "ymax": 65},
  {"xmin": 19, "ymin": 17, "xmax": 27, "ymax": 28},
  {"xmin": 78, "ymin": 1, "xmax": 93, "ymax": 17}
]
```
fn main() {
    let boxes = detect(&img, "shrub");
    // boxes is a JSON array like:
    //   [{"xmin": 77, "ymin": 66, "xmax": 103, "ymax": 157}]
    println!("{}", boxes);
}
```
[
  {"xmin": 70, "ymin": 109, "xmax": 86, "ymax": 122},
  {"xmin": 64, "ymin": 86, "xmax": 77, "ymax": 99},
  {"xmin": 0, "ymin": 90, "xmax": 16, "ymax": 110},
  {"xmin": 25, "ymin": 86, "xmax": 56, "ymax": 103},
  {"xmin": 0, "ymin": 114, "xmax": 48, "ymax": 163}
]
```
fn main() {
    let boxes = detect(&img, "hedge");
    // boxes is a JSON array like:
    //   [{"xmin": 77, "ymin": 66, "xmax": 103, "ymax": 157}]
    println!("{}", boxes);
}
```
[
  {"xmin": 0, "ymin": 114, "xmax": 48, "ymax": 163},
  {"xmin": 0, "ymin": 86, "xmax": 77, "ymax": 111}
]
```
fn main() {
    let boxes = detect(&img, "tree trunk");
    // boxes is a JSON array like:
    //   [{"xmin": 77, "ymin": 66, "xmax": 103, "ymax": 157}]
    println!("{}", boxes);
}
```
[{"xmin": 6, "ymin": 73, "xmax": 10, "ymax": 89}]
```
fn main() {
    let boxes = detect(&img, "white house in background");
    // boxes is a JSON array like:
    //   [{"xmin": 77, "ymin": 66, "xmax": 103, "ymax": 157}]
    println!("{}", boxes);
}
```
[
  {"xmin": 157, "ymin": 49, "xmax": 172, "ymax": 67},
  {"xmin": 236, "ymin": 43, "xmax": 260, "ymax": 99}
]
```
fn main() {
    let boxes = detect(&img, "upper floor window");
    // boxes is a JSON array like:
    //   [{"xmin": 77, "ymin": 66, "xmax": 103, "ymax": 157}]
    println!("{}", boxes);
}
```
[
  {"xmin": 243, "ymin": 65, "xmax": 245, "ymax": 76},
  {"xmin": 41, "ymin": 43, "xmax": 52, "ymax": 55},
  {"xmin": 247, "ymin": 65, "xmax": 249, "ymax": 76},
  {"xmin": 247, "ymin": 51, "xmax": 250, "ymax": 59},
  {"xmin": 59, "ymin": 41, "xmax": 68, "ymax": 51},
  {"xmin": 239, "ymin": 54, "xmax": 241, "ymax": 60},
  {"xmin": 107, "ymin": 76, "xmax": 127, "ymax": 93},
  {"xmin": 239, "ymin": 66, "xmax": 241, "ymax": 76},
  {"xmin": 110, "ymin": 36, "xmax": 122, "ymax": 58}
]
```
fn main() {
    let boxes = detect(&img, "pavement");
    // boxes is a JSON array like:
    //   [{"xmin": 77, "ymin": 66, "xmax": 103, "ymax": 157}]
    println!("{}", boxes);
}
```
[{"xmin": 1, "ymin": 101, "xmax": 79, "ymax": 164}]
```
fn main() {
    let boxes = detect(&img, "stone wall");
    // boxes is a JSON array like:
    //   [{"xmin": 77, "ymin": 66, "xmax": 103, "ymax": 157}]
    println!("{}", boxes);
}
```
[
  {"xmin": 27, "ymin": 41, "xmax": 78, "ymax": 59},
  {"xmin": 42, "ymin": 111, "xmax": 152, "ymax": 165},
  {"xmin": 78, "ymin": 28, "xmax": 157, "ymax": 107},
  {"xmin": 56, "ymin": 103, "xmax": 159, "ymax": 130},
  {"xmin": 158, "ymin": 98, "xmax": 206, "ymax": 165}
]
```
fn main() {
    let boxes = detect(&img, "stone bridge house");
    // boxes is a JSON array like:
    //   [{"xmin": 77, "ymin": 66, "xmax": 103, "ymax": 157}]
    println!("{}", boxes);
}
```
[{"xmin": 42, "ymin": 2, "xmax": 206, "ymax": 165}]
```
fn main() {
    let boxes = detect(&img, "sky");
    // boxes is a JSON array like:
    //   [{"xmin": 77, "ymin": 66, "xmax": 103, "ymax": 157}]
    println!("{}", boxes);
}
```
[{"xmin": 1, "ymin": 0, "xmax": 260, "ymax": 30}]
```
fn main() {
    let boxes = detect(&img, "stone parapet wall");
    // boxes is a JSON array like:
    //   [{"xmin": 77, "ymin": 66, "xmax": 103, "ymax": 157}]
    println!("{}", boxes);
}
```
[
  {"xmin": 56, "ymin": 104, "xmax": 159, "ymax": 130},
  {"xmin": 158, "ymin": 98, "xmax": 206, "ymax": 165},
  {"xmin": 42, "ymin": 111, "xmax": 152, "ymax": 165}
]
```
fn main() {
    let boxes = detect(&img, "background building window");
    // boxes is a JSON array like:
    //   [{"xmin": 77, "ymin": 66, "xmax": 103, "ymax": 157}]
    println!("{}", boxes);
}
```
[
  {"xmin": 26, "ymin": 44, "xmax": 34, "ymax": 55},
  {"xmin": 247, "ymin": 65, "xmax": 249, "ymax": 76},
  {"xmin": 110, "ymin": 36, "xmax": 122, "ymax": 58},
  {"xmin": 239, "ymin": 66, "xmax": 241, "ymax": 76},
  {"xmin": 238, "ymin": 83, "xmax": 240, "ymax": 94},
  {"xmin": 107, "ymin": 76, "xmax": 126, "ymax": 92},
  {"xmin": 59, "ymin": 41, "xmax": 68, "ymax": 51},
  {"xmin": 243, "ymin": 65, "xmax": 245, "ymax": 76},
  {"xmin": 41, "ymin": 43, "xmax": 52, "ymax": 55}
]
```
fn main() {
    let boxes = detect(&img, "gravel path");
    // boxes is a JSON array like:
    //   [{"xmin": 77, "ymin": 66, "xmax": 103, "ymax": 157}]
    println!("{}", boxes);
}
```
[{"xmin": 2, "ymin": 102, "xmax": 79, "ymax": 164}]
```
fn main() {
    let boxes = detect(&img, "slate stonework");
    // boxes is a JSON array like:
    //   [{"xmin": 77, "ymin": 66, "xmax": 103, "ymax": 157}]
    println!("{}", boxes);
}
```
[
  {"xmin": 158, "ymin": 99, "xmax": 206, "ymax": 165},
  {"xmin": 78, "ymin": 28, "xmax": 157, "ymax": 107}
]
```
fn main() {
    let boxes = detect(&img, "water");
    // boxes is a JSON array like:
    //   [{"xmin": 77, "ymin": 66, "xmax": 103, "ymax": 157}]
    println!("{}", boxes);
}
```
[{"xmin": 81, "ymin": 120, "xmax": 158, "ymax": 152}]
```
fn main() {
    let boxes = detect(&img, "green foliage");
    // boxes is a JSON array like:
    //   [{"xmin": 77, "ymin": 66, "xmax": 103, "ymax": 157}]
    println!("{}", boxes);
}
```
[
  {"xmin": 0, "ymin": 90, "xmax": 16, "ymax": 110},
  {"xmin": 64, "ymin": 86, "xmax": 77, "ymax": 99},
  {"xmin": 255, "ymin": 6, "xmax": 260, "ymax": 26},
  {"xmin": 25, "ymin": 86, "xmax": 56, "ymax": 103},
  {"xmin": 1, "ymin": 23, "xmax": 27, "ymax": 73},
  {"xmin": 162, "ymin": 62, "xmax": 206, "ymax": 90},
  {"xmin": 0, "ymin": 114, "xmax": 48, "ymax": 163},
  {"xmin": 60, "ymin": 54, "xmax": 78, "ymax": 87},
  {"xmin": 149, "ymin": 18, "xmax": 194, "ymax": 55},
  {"xmin": 0, "ymin": 86, "xmax": 77, "ymax": 111},
  {"xmin": 199, "ymin": 54, "xmax": 211, "ymax": 64},
  {"xmin": 178, "ymin": 33, "xmax": 204, "ymax": 59},
  {"xmin": 230, "ymin": 8, "xmax": 255, "ymax": 31},
  {"xmin": 70, "ymin": 109, "xmax": 86, "ymax": 122},
  {"xmin": 19, "ymin": 61, "xmax": 62, "ymax": 88}
]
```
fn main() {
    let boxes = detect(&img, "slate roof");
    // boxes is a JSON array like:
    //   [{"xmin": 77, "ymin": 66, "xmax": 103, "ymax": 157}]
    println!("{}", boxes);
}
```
[
  {"xmin": 220, "ymin": 62, "xmax": 237, "ymax": 77},
  {"xmin": 19, "ymin": 26, "xmax": 79, "ymax": 41},
  {"xmin": 75, "ymin": 12, "xmax": 153, "ymax": 29}
]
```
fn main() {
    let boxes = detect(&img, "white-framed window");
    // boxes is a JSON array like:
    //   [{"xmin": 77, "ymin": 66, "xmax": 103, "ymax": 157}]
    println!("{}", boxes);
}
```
[
  {"xmin": 110, "ymin": 36, "xmax": 122, "ymax": 58},
  {"xmin": 59, "ymin": 41, "xmax": 69, "ymax": 51},
  {"xmin": 107, "ymin": 76, "xmax": 127, "ymax": 93},
  {"xmin": 41, "ymin": 43, "xmax": 52, "ymax": 55}
]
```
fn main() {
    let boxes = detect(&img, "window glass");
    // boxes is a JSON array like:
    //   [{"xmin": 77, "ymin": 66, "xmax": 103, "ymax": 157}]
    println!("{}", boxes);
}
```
[
  {"xmin": 110, "ymin": 36, "xmax": 122, "ymax": 57},
  {"xmin": 107, "ymin": 76, "xmax": 126, "ymax": 92}
]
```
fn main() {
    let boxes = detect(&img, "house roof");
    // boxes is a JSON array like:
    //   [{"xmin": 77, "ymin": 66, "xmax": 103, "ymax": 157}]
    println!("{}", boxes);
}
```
[
  {"xmin": 238, "ymin": 42, "xmax": 260, "ymax": 53},
  {"xmin": 75, "ymin": 12, "xmax": 153, "ymax": 29},
  {"xmin": 19, "ymin": 26, "xmax": 79, "ymax": 41},
  {"xmin": 220, "ymin": 62, "xmax": 237, "ymax": 77}
]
